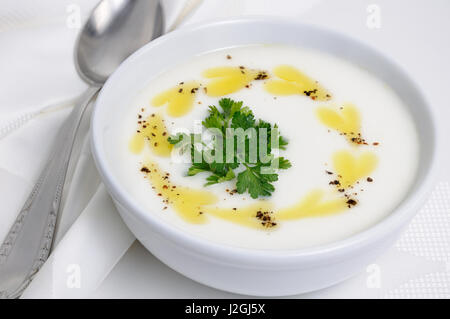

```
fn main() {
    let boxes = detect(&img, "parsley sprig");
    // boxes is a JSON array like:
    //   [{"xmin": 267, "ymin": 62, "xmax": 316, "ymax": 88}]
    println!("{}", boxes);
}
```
[{"xmin": 168, "ymin": 98, "xmax": 291, "ymax": 199}]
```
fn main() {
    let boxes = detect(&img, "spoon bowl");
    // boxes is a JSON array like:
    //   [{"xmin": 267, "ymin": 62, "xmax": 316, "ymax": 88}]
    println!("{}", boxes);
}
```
[{"xmin": 76, "ymin": 0, "xmax": 164, "ymax": 86}]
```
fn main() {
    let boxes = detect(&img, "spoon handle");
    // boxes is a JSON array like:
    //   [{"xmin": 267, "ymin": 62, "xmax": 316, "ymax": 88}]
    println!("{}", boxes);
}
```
[{"xmin": 0, "ymin": 86, "xmax": 99, "ymax": 299}]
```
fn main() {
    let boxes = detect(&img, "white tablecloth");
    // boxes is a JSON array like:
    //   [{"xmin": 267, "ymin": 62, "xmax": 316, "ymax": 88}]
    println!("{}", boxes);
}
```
[{"xmin": 1, "ymin": 0, "xmax": 449, "ymax": 298}]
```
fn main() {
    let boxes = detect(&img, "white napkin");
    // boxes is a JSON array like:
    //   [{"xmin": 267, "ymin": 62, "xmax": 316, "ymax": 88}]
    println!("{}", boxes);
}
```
[{"xmin": 21, "ymin": 185, "xmax": 135, "ymax": 298}]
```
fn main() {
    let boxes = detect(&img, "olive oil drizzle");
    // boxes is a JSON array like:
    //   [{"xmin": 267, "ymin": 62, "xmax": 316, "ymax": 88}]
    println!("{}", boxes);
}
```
[
  {"xmin": 264, "ymin": 65, "xmax": 332, "ymax": 101},
  {"xmin": 140, "ymin": 160, "xmax": 350, "ymax": 229},
  {"xmin": 202, "ymin": 66, "xmax": 268, "ymax": 97},
  {"xmin": 129, "ymin": 113, "xmax": 173, "ymax": 157},
  {"xmin": 151, "ymin": 81, "xmax": 201, "ymax": 117}
]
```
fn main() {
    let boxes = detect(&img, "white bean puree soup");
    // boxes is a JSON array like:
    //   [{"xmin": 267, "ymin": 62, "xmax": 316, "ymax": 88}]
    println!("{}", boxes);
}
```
[{"xmin": 114, "ymin": 44, "xmax": 419, "ymax": 250}]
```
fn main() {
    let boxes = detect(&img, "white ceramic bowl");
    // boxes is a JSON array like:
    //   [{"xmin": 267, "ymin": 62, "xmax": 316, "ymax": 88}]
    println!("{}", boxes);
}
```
[{"xmin": 91, "ymin": 18, "xmax": 439, "ymax": 296}]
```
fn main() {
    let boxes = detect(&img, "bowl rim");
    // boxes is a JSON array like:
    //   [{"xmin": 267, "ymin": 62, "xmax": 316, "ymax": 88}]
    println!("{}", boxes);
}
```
[{"xmin": 91, "ymin": 16, "xmax": 441, "ymax": 267}]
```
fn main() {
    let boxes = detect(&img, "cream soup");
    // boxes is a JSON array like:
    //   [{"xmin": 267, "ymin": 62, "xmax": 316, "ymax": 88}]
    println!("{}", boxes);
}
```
[{"xmin": 113, "ymin": 44, "xmax": 419, "ymax": 249}]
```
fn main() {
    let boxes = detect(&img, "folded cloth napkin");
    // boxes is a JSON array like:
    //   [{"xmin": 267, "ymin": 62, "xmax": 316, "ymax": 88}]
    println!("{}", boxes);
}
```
[{"xmin": 2, "ymin": 0, "xmax": 449, "ymax": 299}]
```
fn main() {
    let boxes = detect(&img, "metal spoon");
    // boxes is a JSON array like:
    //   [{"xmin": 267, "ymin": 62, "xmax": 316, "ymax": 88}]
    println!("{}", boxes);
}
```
[{"xmin": 0, "ymin": 0, "xmax": 164, "ymax": 299}]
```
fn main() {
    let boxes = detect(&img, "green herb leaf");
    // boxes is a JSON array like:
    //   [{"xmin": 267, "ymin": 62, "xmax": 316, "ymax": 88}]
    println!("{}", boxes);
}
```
[
  {"xmin": 278, "ymin": 136, "xmax": 289, "ymax": 150},
  {"xmin": 187, "ymin": 162, "xmax": 210, "ymax": 176},
  {"xmin": 167, "ymin": 98, "xmax": 291, "ymax": 198}
]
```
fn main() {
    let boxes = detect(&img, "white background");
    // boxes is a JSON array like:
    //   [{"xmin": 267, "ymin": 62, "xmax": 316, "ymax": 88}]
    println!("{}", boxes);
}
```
[{"xmin": 1, "ymin": 0, "xmax": 449, "ymax": 298}]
